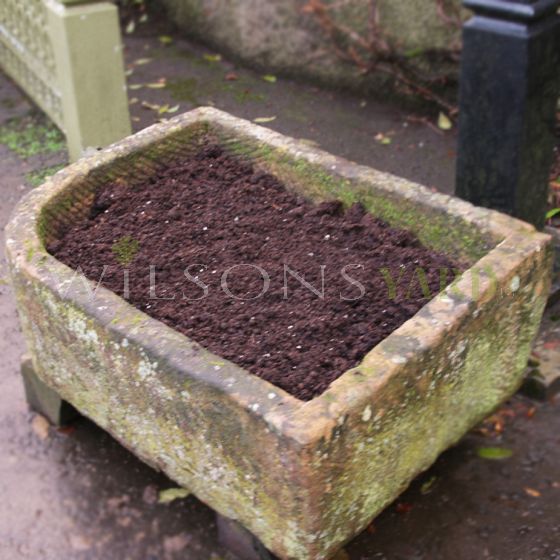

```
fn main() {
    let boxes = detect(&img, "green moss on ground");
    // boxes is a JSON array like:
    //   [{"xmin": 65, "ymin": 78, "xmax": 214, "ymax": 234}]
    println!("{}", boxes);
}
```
[
  {"xmin": 0, "ymin": 113, "xmax": 65, "ymax": 158},
  {"xmin": 167, "ymin": 76, "xmax": 266, "ymax": 106},
  {"xmin": 26, "ymin": 164, "xmax": 66, "ymax": 188}
]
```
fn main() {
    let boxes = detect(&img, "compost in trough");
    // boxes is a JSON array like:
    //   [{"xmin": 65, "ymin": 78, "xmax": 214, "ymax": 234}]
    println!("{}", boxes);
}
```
[{"xmin": 50, "ymin": 144, "xmax": 462, "ymax": 400}]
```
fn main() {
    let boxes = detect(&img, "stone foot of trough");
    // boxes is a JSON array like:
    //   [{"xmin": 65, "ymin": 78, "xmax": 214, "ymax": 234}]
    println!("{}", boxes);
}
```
[
  {"xmin": 521, "ymin": 358, "xmax": 560, "ymax": 401},
  {"xmin": 217, "ymin": 513, "xmax": 277, "ymax": 560},
  {"xmin": 21, "ymin": 356, "xmax": 79, "ymax": 426}
]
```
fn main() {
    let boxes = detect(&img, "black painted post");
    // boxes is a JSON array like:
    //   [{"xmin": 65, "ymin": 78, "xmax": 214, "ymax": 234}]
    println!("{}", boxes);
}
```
[{"xmin": 455, "ymin": 0, "xmax": 560, "ymax": 229}]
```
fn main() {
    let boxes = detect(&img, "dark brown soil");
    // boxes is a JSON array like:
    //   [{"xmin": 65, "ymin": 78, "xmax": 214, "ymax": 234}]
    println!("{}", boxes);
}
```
[{"xmin": 49, "ymin": 144, "xmax": 461, "ymax": 400}]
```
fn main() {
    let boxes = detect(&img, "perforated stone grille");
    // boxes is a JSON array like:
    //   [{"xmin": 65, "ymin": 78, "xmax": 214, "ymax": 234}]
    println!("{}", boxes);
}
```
[{"xmin": 0, "ymin": 0, "xmax": 63, "ymax": 126}]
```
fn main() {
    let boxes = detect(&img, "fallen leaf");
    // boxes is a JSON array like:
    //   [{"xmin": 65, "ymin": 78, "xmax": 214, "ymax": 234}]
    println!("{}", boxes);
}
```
[
  {"xmin": 225, "ymin": 72, "xmax": 239, "ymax": 81},
  {"xmin": 477, "ymin": 447, "xmax": 513, "ymax": 460},
  {"xmin": 203, "ymin": 54, "xmax": 222, "ymax": 63},
  {"xmin": 128, "ymin": 84, "xmax": 144, "ymax": 90},
  {"xmin": 420, "ymin": 476, "xmax": 437, "ymax": 495},
  {"xmin": 141, "ymin": 101, "xmax": 161, "ymax": 111},
  {"xmin": 31, "ymin": 414, "xmax": 50, "ymax": 440},
  {"xmin": 524, "ymin": 487, "xmax": 541, "ymax": 498},
  {"xmin": 139, "ymin": 13, "xmax": 149, "ymax": 23},
  {"xmin": 126, "ymin": 20, "xmax": 136, "ymax": 34},
  {"xmin": 253, "ymin": 116, "xmax": 277, "ymax": 123},
  {"xmin": 395, "ymin": 502, "xmax": 413, "ymax": 514},
  {"xmin": 134, "ymin": 57, "xmax": 153, "ymax": 66},
  {"xmin": 159, "ymin": 35, "xmax": 173, "ymax": 45},
  {"xmin": 438, "ymin": 112, "xmax": 453, "ymax": 131},
  {"xmin": 375, "ymin": 133, "xmax": 392, "ymax": 145},
  {"xmin": 158, "ymin": 487, "xmax": 190, "ymax": 504},
  {"xmin": 146, "ymin": 81, "xmax": 167, "ymax": 89},
  {"xmin": 263, "ymin": 74, "xmax": 277, "ymax": 83},
  {"xmin": 153, "ymin": 104, "xmax": 180, "ymax": 115}
]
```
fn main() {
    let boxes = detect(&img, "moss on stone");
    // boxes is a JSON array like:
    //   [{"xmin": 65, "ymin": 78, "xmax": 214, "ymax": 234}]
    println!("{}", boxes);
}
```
[{"xmin": 217, "ymin": 134, "xmax": 490, "ymax": 263}]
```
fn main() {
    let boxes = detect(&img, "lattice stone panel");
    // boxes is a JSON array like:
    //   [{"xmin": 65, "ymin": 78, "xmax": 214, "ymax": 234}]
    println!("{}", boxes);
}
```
[
  {"xmin": 0, "ymin": 0, "xmax": 131, "ymax": 161},
  {"xmin": 0, "ymin": 0, "xmax": 63, "ymax": 126}
]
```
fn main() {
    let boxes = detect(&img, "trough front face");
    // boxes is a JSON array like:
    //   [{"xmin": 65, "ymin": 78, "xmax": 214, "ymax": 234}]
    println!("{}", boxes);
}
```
[{"xmin": 6, "ymin": 108, "xmax": 552, "ymax": 559}]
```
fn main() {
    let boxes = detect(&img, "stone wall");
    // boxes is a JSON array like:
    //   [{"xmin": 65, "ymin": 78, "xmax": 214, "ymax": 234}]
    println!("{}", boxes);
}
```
[{"xmin": 159, "ymin": 0, "xmax": 464, "ymax": 93}]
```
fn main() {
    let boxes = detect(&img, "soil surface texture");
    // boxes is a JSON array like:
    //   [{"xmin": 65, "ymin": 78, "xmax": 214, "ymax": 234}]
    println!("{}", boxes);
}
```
[{"xmin": 50, "ymin": 144, "xmax": 460, "ymax": 400}]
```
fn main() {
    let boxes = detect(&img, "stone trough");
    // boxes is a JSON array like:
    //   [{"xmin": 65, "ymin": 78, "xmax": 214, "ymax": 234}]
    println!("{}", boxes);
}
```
[{"xmin": 6, "ymin": 107, "xmax": 552, "ymax": 559}]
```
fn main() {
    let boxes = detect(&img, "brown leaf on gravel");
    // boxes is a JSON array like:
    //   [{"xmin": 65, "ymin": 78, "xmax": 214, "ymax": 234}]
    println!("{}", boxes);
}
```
[
  {"xmin": 396, "ymin": 502, "xmax": 413, "ymax": 514},
  {"xmin": 524, "ymin": 487, "xmax": 541, "ymax": 498},
  {"xmin": 31, "ymin": 414, "xmax": 50, "ymax": 440},
  {"xmin": 225, "ymin": 72, "xmax": 238, "ymax": 81},
  {"xmin": 526, "ymin": 407, "xmax": 537, "ymax": 419}
]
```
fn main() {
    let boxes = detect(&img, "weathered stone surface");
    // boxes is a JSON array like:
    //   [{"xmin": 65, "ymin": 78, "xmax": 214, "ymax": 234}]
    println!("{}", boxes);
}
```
[
  {"xmin": 159, "ymin": 0, "xmax": 463, "ymax": 91},
  {"xmin": 6, "ymin": 107, "xmax": 551, "ymax": 559}
]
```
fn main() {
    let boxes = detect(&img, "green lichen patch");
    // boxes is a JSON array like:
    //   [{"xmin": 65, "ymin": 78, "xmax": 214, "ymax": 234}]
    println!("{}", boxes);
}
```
[
  {"xmin": 112, "ymin": 235, "xmax": 140, "ymax": 266},
  {"xmin": 0, "ymin": 113, "xmax": 65, "ymax": 158},
  {"xmin": 216, "ymin": 134, "xmax": 490, "ymax": 263}
]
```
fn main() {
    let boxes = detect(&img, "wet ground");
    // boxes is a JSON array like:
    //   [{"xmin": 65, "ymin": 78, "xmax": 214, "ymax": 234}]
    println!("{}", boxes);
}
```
[{"xmin": 1, "ymin": 17, "xmax": 559, "ymax": 560}]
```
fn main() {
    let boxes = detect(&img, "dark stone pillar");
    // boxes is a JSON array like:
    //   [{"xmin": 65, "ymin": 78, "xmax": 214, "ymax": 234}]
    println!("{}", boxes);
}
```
[{"xmin": 455, "ymin": 0, "xmax": 560, "ymax": 229}]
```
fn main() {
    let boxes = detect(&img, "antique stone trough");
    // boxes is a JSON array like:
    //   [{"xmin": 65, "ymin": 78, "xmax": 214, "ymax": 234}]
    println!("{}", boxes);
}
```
[{"xmin": 6, "ymin": 107, "xmax": 552, "ymax": 559}]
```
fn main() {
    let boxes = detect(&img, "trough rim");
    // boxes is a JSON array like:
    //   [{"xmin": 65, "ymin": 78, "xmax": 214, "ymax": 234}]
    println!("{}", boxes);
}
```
[{"xmin": 6, "ymin": 106, "xmax": 551, "ymax": 447}]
